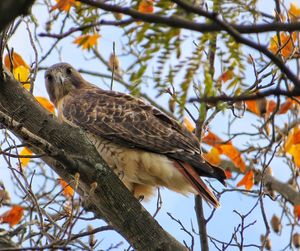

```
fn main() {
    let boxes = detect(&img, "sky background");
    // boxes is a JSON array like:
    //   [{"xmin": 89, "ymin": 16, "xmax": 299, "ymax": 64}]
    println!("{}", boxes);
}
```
[{"xmin": 0, "ymin": 0, "xmax": 298, "ymax": 250}]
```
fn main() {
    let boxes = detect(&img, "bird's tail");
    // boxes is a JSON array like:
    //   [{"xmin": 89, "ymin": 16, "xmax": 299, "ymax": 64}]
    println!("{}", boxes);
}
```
[{"xmin": 174, "ymin": 160, "xmax": 220, "ymax": 208}]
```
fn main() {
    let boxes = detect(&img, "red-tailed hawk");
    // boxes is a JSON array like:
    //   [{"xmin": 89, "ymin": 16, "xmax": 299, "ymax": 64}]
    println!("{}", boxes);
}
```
[{"xmin": 45, "ymin": 63, "xmax": 226, "ymax": 207}]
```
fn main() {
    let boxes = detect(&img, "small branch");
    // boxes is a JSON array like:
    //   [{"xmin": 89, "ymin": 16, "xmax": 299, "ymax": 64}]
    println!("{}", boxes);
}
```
[{"xmin": 189, "ymin": 88, "xmax": 300, "ymax": 104}]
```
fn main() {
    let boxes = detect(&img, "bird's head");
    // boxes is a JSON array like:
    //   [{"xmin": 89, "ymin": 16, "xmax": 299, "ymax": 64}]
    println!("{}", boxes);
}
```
[{"xmin": 45, "ymin": 63, "xmax": 87, "ymax": 106}]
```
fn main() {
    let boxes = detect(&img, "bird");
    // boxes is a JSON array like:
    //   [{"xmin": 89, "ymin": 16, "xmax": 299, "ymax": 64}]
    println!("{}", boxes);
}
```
[{"xmin": 44, "ymin": 62, "xmax": 226, "ymax": 207}]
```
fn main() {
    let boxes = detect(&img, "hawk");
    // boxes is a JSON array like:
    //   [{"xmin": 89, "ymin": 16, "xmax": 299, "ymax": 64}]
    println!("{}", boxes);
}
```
[{"xmin": 45, "ymin": 63, "xmax": 226, "ymax": 207}]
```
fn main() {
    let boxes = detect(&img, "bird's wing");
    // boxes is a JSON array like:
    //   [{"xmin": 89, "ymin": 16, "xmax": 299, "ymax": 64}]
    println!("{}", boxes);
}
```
[{"xmin": 61, "ymin": 87, "xmax": 225, "ymax": 180}]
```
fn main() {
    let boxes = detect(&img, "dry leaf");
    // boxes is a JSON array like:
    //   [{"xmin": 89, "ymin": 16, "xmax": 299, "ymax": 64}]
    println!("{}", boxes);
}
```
[
  {"xmin": 271, "ymin": 214, "xmax": 281, "ymax": 233},
  {"xmin": 237, "ymin": 170, "xmax": 254, "ymax": 190},
  {"xmin": 0, "ymin": 205, "xmax": 24, "ymax": 227}
]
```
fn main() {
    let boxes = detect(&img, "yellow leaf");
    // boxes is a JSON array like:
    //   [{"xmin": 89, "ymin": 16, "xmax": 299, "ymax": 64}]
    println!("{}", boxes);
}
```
[
  {"xmin": 183, "ymin": 117, "xmax": 195, "ymax": 132},
  {"xmin": 13, "ymin": 66, "xmax": 30, "ymax": 83},
  {"xmin": 19, "ymin": 147, "xmax": 33, "ymax": 168},
  {"xmin": 73, "ymin": 34, "xmax": 100, "ymax": 50},
  {"xmin": 0, "ymin": 205, "xmax": 24, "ymax": 227},
  {"xmin": 237, "ymin": 170, "xmax": 254, "ymax": 190},
  {"xmin": 288, "ymin": 145, "xmax": 300, "ymax": 167},
  {"xmin": 289, "ymin": 3, "xmax": 300, "ymax": 21},
  {"xmin": 35, "ymin": 97, "xmax": 55, "ymax": 113},
  {"xmin": 203, "ymin": 147, "xmax": 221, "ymax": 166}
]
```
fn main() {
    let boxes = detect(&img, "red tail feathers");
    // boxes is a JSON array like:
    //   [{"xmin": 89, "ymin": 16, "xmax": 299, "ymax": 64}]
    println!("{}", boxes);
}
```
[{"xmin": 173, "ymin": 161, "xmax": 220, "ymax": 208}]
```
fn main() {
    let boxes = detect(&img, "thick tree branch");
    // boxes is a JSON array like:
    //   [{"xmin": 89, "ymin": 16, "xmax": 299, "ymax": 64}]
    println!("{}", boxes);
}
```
[
  {"xmin": 0, "ymin": 72, "xmax": 187, "ymax": 251},
  {"xmin": 0, "ymin": 0, "xmax": 35, "ymax": 31}
]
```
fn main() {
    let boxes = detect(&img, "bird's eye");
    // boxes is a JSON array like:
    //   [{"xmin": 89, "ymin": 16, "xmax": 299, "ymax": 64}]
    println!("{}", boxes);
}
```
[
  {"xmin": 46, "ymin": 74, "xmax": 53, "ymax": 82},
  {"xmin": 66, "ymin": 68, "xmax": 72, "ymax": 75}
]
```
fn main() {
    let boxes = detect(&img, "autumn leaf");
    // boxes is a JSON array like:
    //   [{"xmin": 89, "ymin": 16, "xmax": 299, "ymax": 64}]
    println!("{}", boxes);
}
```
[
  {"xmin": 269, "ymin": 32, "xmax": 297, "ymax": 59},
  {"xmin": 284, "ymin": 126, "xmax": 300, "ymax": 167},
  {"xmin": 294, "ymin": 204, "xmax": 300, "ymax": 221},
  {"xmin": 220, "ymin": 144, "xmax": 246, "ymax": 172},
  {"xmin": 59, "ymin": 179, "xmax": 74, "ymax": 199},
  {"xmin": 237, "ymin": 170, "xmax": 254, "ymax": 190},
  {"xmin": 225, "ymin": 168, "xmax": 232, "ymax": 179},
  {"xmin": 288, "ymin": 3, "xmax": 300, "ymax": 21},
  {"xmin": 203, "ymin": 147, "xmax": 221, "ymax": 166},
  {"xmin": 4, "ymin": 52, "xmax": 30, "ymax": 70},
  {"xmin": 203, "ymin": 131, "xmax": 246, "ymax": 172},
  {"xmin": 73, "ymin": 34, "xmax": 100, "ymax": 50},
  {"xmin": 245, "ymin": 98, "xmax": 267, "ymax": 117},
  {"xmin": 138, "ymin": 0, "xmax": 154, "ymax": 13},
  {"xmin": 278, "ymin": 100, "xmax": 293, "ymax": 114},
  {"xmin": 19, "ymin": 147, "xmax": 33, "ymax": 168},
  {"xmin": 4, "ymin": 52, "xmax": 31, "ymax": 87},
  {"xmin": 219, "ymin": 69, "xmax": 234, "ymax": 83},
  {"xmin": 183, "ymin": 117, "xmax": 195, "ymax": 133},
  {"xmin": 51, "ymin": 0, "xmax": 79, "ymax": 11},
  {"xmin": 35, "ymin": 97, "xmax": 55, "ymax": 113},
  {"xmin": 0, "ymin": 205, "xmax": 24, "ymax": 227}
]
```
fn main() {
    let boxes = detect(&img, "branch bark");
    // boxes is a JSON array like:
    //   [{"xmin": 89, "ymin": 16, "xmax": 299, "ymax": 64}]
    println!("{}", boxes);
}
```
[{"xmin": 0, "ymin": 71, "xmax": 187, "ymax": 251}]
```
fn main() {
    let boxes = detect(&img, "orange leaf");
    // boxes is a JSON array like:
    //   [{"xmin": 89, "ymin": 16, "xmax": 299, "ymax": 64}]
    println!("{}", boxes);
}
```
[
  {"xmin": 0, "ymin": 205, "xmax": 24, "ymax": 227},
  {"xmin": 202, "ymin": 131, "xmax": 223, "ymax": 148},
  {"xmin": 294, "ymin": 205, "xmax": 300, "ymax": 220},
  {"xmin": 51, "ymin": 0, "xmax": 78, "ymax": 11},
  {"xmin": 278, "ymin": 100, "xmax": 293, "ymax": 114},
  {"xmin": 19, "ymin": 147, "xmax": 33, "ymax": 168},
  {"xmin": 138, "ymin": 0, "xmax": 154, "ymax": 13},
  {"xmin": 59, "ymin": 179, "xmax": 74, "ymax": 199},
  {"xmin": 183, "ymin": 117, "xmax": 195, "ymax": 133},
  {"xmin": 245, "ymin": 100, "xmax": 260, "ymax": 115},
  {"xmin": 237, "ymin": 170, "xmax": 254, "ymax": 190},
  {"xmin": 269, "ymin": 32, "xmax": 297, "ymax": 59},
  {"xmin": 220, "ymin": 69, "xmax": 234, "ymax": 83},
  {"xmin": 203, "ymin": 131, "xmax": 246, "ymax": 172},
  {"xmin": 288, "ymin": 144, "xmax": 300, "ymax": 168},
  {"xmin": 289, "ymin": 3, "xmax": 300, "ymax": 21},
  {"xmin": 266, "ymin": 99, "xmax": 276, "ymax": 115},
  {"xmin": 4, "ymin": 52, "xmax": 30, "ymax": 70},
  {"xmin": 225, "ymin": 168, "xmax": 232, "ymax": 179},
  {"xmin": 35, "ymin": 97, "xmax": 55, "ymax": 113},
  {"xmin": 220, "ymin": 144, "xmax": 246, "ymax": 172},
  {"xmin": 203, "ymin": 147, "xmax": 221, "ymax": 166},
  {"xmin": 73, "ymin": 34, "xmax": 100, "ymax": 50}
]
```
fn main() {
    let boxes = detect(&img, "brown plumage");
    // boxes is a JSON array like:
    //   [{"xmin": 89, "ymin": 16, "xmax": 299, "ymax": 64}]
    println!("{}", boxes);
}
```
[{"xmin": 45, "ymin": 62, "xmax": 226, "ymax": 207}]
